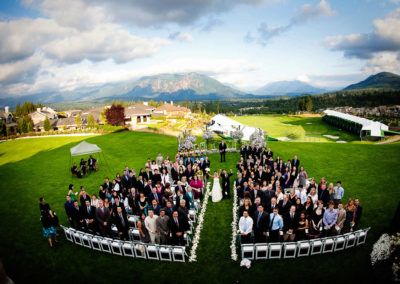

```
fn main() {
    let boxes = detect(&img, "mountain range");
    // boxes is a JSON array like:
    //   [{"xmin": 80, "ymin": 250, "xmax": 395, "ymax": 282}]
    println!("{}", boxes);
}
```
[{"xmin": 1, "ymin": 71, "xmax": 400, "ymax": 108}]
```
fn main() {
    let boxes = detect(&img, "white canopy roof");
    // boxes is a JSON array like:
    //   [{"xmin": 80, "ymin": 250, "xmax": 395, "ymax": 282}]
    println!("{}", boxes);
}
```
[
  {"xmin": 209, "ymin": 114, "xmax": 264, "ymax": 140},
  {"xmin": 70, "ymin": 141, "xmax": 102, "ymax": 156},
  {"xmin": 323, "ymin": 109, "xmax": 388, "ymax": 137}
]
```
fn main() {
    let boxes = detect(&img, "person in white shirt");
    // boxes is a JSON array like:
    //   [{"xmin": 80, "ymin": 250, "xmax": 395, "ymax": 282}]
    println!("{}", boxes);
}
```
[
  {"xmin": 295, "ymin": 185, "xmax": 307, "ymax": 204},
  {"xmin": 145, "ymin": 210, "xmax": 159, "ymax": 244},
  {"xmin": 91, "ymin": 194, "xmax": 99, "ymax": 208},
  {"xmin": 239, "ymin": 210, "xmax": 253, "ymax": 244}
]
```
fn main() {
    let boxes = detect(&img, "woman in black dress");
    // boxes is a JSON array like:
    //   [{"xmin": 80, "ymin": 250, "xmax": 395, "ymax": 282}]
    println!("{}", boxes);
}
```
[
  {"xmin": 296, "ymin": 212, "xmax": 309, "ymax": 241},
  {"xmin": 304, "ymin": 196, "xmax": 314, "ymax": 220},
  {"xmin": 137, "ymin": 213, "xmax": 150, "ymax": 243},
  {"xmin": 309, "ymin": 201, "xmax": 325, "ymax": 237}
]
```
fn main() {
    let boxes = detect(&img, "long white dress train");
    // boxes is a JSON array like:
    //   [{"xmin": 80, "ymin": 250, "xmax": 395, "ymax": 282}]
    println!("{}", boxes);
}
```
[{"xmin": 211, "ymin": 177, "xmax": 223, "ymax": 203}]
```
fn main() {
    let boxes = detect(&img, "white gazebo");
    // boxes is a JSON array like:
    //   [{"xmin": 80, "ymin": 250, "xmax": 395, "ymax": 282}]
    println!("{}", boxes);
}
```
[{"xmin": 70, "ymin": 141, "xmax": 102, "ymax": 156}]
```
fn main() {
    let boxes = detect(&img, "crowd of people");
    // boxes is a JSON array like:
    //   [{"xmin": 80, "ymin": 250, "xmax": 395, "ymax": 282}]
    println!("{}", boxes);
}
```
[
  {"xmin": 71, "ymin": 155, "xmax": 98, "ymax": 178},
  {"xmin": 63, "ymin": 151, "xmax": 211, "ymax": 246},
  {"xmin": 236, "ymin": 143, "xmax": 363, "ymax": 244}
]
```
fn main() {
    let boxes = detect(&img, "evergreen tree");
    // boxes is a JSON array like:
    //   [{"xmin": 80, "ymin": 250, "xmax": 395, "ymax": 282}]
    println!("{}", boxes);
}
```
[
  {"xmin": 0, "ymin": 121, "xmax": 7, "ymax": 136},
  {"xmin": 21, "ymin": 118, "xmax": 28, "ymax": 133},
  {"xmin": 43, "ymin": 117, "xmax": 51, "ymax": 131},
  {"xmin": 27, "ymin": 121, "xmax": 33, "ymax": 132},
  {"xmin": 305, "ymin": 96, "xmax": 313, "ymax": 111}
]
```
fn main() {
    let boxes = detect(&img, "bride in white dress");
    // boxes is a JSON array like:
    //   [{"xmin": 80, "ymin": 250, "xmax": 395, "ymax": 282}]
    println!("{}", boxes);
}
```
[{"xmin": 209, "ymin": 170, "xmax": 223, "ymax": 203}]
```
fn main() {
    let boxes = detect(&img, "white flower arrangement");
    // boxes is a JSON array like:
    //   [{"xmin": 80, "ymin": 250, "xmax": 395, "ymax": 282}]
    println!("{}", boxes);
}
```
[
  {"xmin": 371, "ymin": 233, "xmax": 391, "ymax": 266},
  {"xmin": 184, "ymin": 134, "xmax": 197, "ymax": 143},
  {"xmin": 231, "ymin": 129, "xmax": 244, "ymax": 141},
  {"xmin": 188, "ymin": 181, "xmax": 211, "ymax": 262},
  {"xmin": 231, "ymin": 181, "xmax": 239, "ymax": 261},
  {"xmin": 203, "ymin": 131, "xmax": 215, "ymax": 141}
]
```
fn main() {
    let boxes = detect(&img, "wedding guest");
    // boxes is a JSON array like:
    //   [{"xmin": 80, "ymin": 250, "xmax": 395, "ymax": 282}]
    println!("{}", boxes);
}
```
[
  {"xmin": 190, "ymin": 175, "xmax": 203, "ymax": 199},
  {"xmin": 157, "ymin": 209, "xmax": 170, "ymax": 245},
  {"xmin": 41, "ymin": 209, "xmax": 58, "ymax": 248},
  {"xmin": 91, "ymin": 194, "xmax": 99, "ymax": 208},
  {"xmin": 354, "ymin": 198, "xmax": 363, "ymax": 230},
  {"xmin": 283, "ymin": 205, "xmax": 298, "ymax": 242},
  {"xmin": 323, "ymin": 201, "xmax": 337, "ymax": 237},
  {"xmin": 309, "ymin": 201, "xmax": 324, "ymax": 237},
  {"xmin": 137, "ymin": 213, "xmax": 150, "ymax": 243},
  {"xmin": 269, "ymin": 208, "xmax": 283, "ymax": 242},
  {"xmin": 343, "ymin": 198, "xmax": 356, "ymax": 233},
  {"xmin": 296, "ymin": 212, "xmax": 309, "ymax": 241},
  {"xmin": 239, "ymin": 210, "xmax": 253, "ymax": 244},
  {"xmin": 334, "ymin": 181, "xmax": 345, "ymax": 207},
  {"xmin": 113, "ymin": 206, "xmax": 129, "ymax": 240},
  {"xmin": 334, "ymin": 202, "xmax": 346, "ymax": 235},
  {"xmin": 253, "ymin": 205, "xmax": 269, "ymax": 243},
  {"xmin": 96, "ymin": 200, "xmax": 111, "ymax": 237},
  {"xmin": 170, "ymin": 211, "xmax": 185, "ymax": 246}
]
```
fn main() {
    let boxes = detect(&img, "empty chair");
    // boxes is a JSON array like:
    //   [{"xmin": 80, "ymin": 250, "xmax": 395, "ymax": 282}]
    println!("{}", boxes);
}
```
[
  {"xmin": 130, "ymin": 228, "xmax": 141, "ymax": 241},
  {"xmin": 322, "ymin": 238, "xmax": 334, "ymax": 253},
  {"xmin": 283, "ymin": 242, "xmax": 297, "ymax": 258},
  {"xmin": 310, "ymin": 239, "xmax": 323, "ymax": 255},
  {"xmin": 241, "ymin": 244, "xmax": 254, "ymax": 260},
  {"xmin": 146, "ymin": 244, "xmax": 159, "ymax": 260},
  {"xmin": 255, "ymin": 244, "xmax": 268, "ymax": 260},
  {"xmin": 134, "ymin": 243, "xmax": 147, "ymax": 259},
  {"xmin": 81, "ymin": 233, "xmax": 92, "ymax": 249},
  {"xmin": 172, "ymin": 246, "xmax": 185, "ymax": 262},
  {"xmin": 128, "ymin": 216, "xmax": 137, "ymax": 228},
  {"xmin": 345, "ymin": 232, "xmax": 356, "ymax": 248},
  {"xmin": 101, "ymin": 238, "xmax": 112, "ymax": 253},
  {"xmin": 189, "ymin": 210, "xmax": 196, "ymax": 223},
  {"xmin": 268, "ymin": 243, "xmax": 282, "ymax": 259},
  {"xmin": 334, "ymin": 236, "xmax": 346, "ymax": 251},
  {"xmin": 63, "ymin": 226, "xmax": 73, "ymax": 242},
  {"xmin": 91, "ymin": 236, "xmax": 102, "ymax": 251},
  {"xmin": 122, "ymin": 241, "xmax": 135, "ymax": 258},
  {"xmin": 111, "ymin": 240, "xmax": 123, "ymax": 255},
  {"xmin": 297, "ymin": 241, "xmax": 311, "ymax": 257},
  {"xmin": 111, "ymin": 225, "xmax": 120, "ymax": 238},
  {"xmin": 159, "ymin": 246, "xmax": 172, "ymax": 261},
  {"xmin": 356, "ymin": 229, "xmax": 369, "ymax": 246},
  {"xmin": 73, "ymin": 231, "xmax": 83, "ymax": 246}
]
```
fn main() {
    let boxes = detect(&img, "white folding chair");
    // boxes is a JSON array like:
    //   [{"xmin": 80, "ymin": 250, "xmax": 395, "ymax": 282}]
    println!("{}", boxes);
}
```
[
  {"xmin": 255, "ymin": 244, "xmax": 268, "ymax": 260},
  {"xmin": 146, "ymin": 244, "xmax": 159, "ymax": 260},
  {"xmin": 62, "ymin": 226, "xmax": 73, "ymax": 242},
  {"xmin": 297, "ymin": 241, "xmax": 311, "ymax": 257},
  {"xmin": 344, "ymin": 232, "xmax": 356, "ymax": 248},
  {"xmin": 159, "ymin": 246, "xmax": 172, "ymax": 261},
  {"xmin": 322, "ymin": 237, "xmax": 334, "ymax": 253},
  {"xmin": 241, "ymin": 244, "xmax": 254, "ymax": 260},
  {"xmin": 81, "ymin": 233, "xmax": 92, "ymax": 249},
  {"xmin": 111, "ymin": 225, "xmax": 120, "ymax": 238},
  {"xmin": 283, "ymin": 242, "xmax": 297, "ymax": 258},
  {"xmin": 122, "ymin": 241, "xmax": 135, "ymax": 258},
  {"xmin": 334, "ymin": 236, "xmax": 346, "ymax": 251},
  {"xmin": 73, "ymin": 231, "xmax": 83, "ymax": 246},
  {"xmin": 310, "ymin": 239, "xmax": 323, "ymax": 255},
  {"xmin": 91, "ymin": 236, "xmax": 102, "ymax": 251},
  {"xmin": 101, "ymin": 238, "xmax": 112, "ymax": 253},
  {"xmin": 128, "ymin": 216, "xmax": 138, "ymax": 228},
  {"xmin": 172, "ymin": 246, "xmax": 185, "ymax": 262},
  {"xmin": 189, "ymin": 210, "xmax": 196, "ymax": 223},
  {"xmin": 130, "ymin": 228, "xmax": 141, "ymax": 241},
  {"xmin": 268, "ymin": 243, "xmax": 282, "ymax": 259},
  {"xmin": 111, "ymin": 240, "xmax": 123, "ymax": 256},
  {"xmin": 356, "ymin": 228, "xmax": 369, "ymax": 246},
  {"xmin": 134, "ymin": 243, "xmax": 147, "ymax": 259}
]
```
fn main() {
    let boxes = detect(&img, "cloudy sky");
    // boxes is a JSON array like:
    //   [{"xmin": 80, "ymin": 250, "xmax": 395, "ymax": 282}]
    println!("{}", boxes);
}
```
[{"xmin": 0, "ymin": 0, "xmax": 399, "ymax": 97}]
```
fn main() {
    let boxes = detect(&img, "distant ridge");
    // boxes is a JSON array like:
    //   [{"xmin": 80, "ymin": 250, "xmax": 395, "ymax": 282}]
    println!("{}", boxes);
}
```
[
  {"xmin": 254, "ymin": 80, "xmax": 326, "ymax": 96},
  {"xmin": 343, "ymin": 72, "xmax": 400, "ymax": 90}
]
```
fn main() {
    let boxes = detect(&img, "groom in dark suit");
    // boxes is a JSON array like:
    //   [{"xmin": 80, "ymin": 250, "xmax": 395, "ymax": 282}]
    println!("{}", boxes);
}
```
[
  {"xmin": 221, "ymin": 169, "xmax": 233, "ymax": 199},
  {"xmin": 219, "ymin": 140, "xmax": 227, "ymax": 162}
]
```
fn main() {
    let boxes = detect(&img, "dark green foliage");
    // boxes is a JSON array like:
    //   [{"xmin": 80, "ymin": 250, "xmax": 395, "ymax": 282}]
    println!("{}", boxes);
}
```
[
  {"xmin": 43, "ymin": 116, "xmax": 51, "ymax": 131},
  {"xmin": 14, "ymin": 101, "xmax": 43, "ymax": 117}
]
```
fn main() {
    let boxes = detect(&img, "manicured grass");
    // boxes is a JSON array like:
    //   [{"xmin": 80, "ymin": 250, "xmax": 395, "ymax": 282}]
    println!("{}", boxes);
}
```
[
  {"xmin": 0, "ymin": 131, "xmax": 399, "ymax": 283},
  {"xmin": 231, "ymin": 115, "xmax": 358, "ymax": 142}
]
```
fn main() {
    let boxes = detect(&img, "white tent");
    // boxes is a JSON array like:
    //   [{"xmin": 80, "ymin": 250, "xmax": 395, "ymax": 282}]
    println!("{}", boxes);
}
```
[
  {"xmin": 70, "ymin": 141, "xmax": 102, "ymax": 156},
  {"xmin": 323, "ymin": 110, "xmax": 388, "ymax": 137},
  {"xmin": 209, "ymin": 114, "xmax": 264, "ymax": 141}
]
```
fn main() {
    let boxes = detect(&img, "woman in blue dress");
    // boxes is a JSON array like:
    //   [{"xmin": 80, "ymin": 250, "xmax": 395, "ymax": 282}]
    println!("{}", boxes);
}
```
[{"xmin": 41, "ymin": 210, "xmax": 57, "ymax": 247}]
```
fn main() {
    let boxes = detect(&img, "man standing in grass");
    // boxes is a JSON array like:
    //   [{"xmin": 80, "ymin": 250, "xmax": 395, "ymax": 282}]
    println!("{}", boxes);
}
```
[
  {"xmin": 219, "ymin": 139, "xmax": 227, "ymax": 162},
  {"xmin": 334, "ymin": 181, "xmax": 344, "ymax": 207}
]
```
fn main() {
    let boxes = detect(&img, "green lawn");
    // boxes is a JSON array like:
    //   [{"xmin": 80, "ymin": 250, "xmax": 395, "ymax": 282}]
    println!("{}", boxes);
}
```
[
  {"xmin": 231, "ymin": 115, "xmax": 358, "ymax": 142},
  {"xmin": 0, "ymin": 131, "xmax": 399, "ymax": 283}
]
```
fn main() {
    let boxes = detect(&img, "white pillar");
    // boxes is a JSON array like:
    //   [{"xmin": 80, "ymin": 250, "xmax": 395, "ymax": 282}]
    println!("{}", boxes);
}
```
[{"xmin": 140, "ymin": 116, "xmax": 144, "ymax": 123}]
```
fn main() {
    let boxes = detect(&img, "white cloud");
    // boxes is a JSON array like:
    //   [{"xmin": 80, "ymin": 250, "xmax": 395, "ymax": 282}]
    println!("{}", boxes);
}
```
[
  {"xmin": 168, "ymin": 32, "xmax": 193, "ymax": 42},
  {"xmin": 247, "ymin": 0, "xmax": 336, "ymax": 45},
  {"xmin": 363, "ymin": 52, "xmax": 400, "ymax": 74}
]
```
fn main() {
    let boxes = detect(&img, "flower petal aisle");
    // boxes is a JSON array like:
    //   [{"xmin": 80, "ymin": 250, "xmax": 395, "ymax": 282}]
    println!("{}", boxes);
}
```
[
  {"xmin": 231, "ymin": 181, "xmax": 238, "ymax": 261},
  {"xmin": 188, "ymin": 181, "xmax": 211, "ymax": 262}
]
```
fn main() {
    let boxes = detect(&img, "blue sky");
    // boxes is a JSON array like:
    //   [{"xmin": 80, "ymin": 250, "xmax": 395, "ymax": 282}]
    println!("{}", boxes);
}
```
[{"xmin": 0, "ymin": 0, "xmax": 399, "ymax": 97}]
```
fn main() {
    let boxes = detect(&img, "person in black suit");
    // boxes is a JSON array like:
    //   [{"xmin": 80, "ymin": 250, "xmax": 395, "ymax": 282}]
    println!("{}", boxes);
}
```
[
  {"xmin": 254, "ymin": 205, "xmax": 269, "ymax": 243},
  {"xmin": 148, "ymin": 199, "xmax": 161, "ymax": 215},
  {"xmin": 240, "ymin": 145, "xmax": 246, "ymax": 158},
  {"xmin": 318, "ymin": 184, "xmax": 330, "ymax": 206},
  {"xmin": 163, "ymin": 201, "xmax": 175, "ymax": 218},
  {"xmin": 221, "ymin": 169, "xmax": 233, "ymax": 199},
  {"xmin": 266, "ymin": 148, "xmax": 273, "ymax": 159},
  {"xmin": 235, "ymin": 172, "xmax": 245, "ymax": 199},
  {"xmin": 152, "ymin": 169, "xmax": 162, "ymax": 184},
  {"xmin": 69, "ymin": 200, "xmax": 82, "ymax": 229},
  {"xmin": 113, "ymin": 206, "xmax": 130, "ymax": 240},
  {"xmin": 219, "ymin": 140, "xmax": 227, "ymax": 162},
  {"xmin": 112, "ymin": 196, "xmax": 126, "ymax": 214},
  {"xmin": 278, "ymin": 194, "xmax": 292, "ymax": 216},
  {"xmin": 103, "ymin": 177, "xmax": 111, "ymax": 191},
  {"xmin": 96, "ymin": 200, "xmax": 111, "ymax": 237},
  {"xmin": 147, "ymin": 187, "xmax": 162, "ymax": 205},
  {"xmin": 175, "ymin": 190, "xmax": 190, "ymax": 210},
  {"xmin": 121, "ymin": 171, "xmax": 131, "ymax": 189},
  {"xmin": 256, "ymin": 165, "xmax": 266, "ymax": 184},
  {"xmin": 144, "ymin": 179, "xmax": 154, "ymax": 196},
  {"xmin": 170, "ymin": 211, "xmax": 185, "ymax": 246},
  {"xmin": 143, "ymin": 167, "xmax": 153, "ymax": 182},
  {"xmin": 291, "ymin": 155, "xmax": 300, "ymax": 174},
  {"xmin": 283, "ymin": 205, "xmax": 298, "ymax": 242},
  {"xmin": 136, "ymin": 175, "xmax": 145, "ymax": 193},
  {"xmin": 80, "ymin": 200, "xmax": 97, "ymax": 232},
  {"xmin": 354, "ymin": 198, "xmax": 363, "ymax": 230}
]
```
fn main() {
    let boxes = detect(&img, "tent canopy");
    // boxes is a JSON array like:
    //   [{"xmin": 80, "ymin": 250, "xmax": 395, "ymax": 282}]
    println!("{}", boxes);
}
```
[{"xmin": 70, "ymin": 141, "xmax": 102, "ymax": 156}]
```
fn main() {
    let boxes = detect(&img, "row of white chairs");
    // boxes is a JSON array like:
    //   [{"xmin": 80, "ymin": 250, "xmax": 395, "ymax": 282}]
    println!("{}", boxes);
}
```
[
  {"xmin": 61, "ymin": 225, "xmax": 187, "ymax": 262},
  {"xmin": 241, "ymin": 228, "xmax": 370, "ymax": 260}
]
